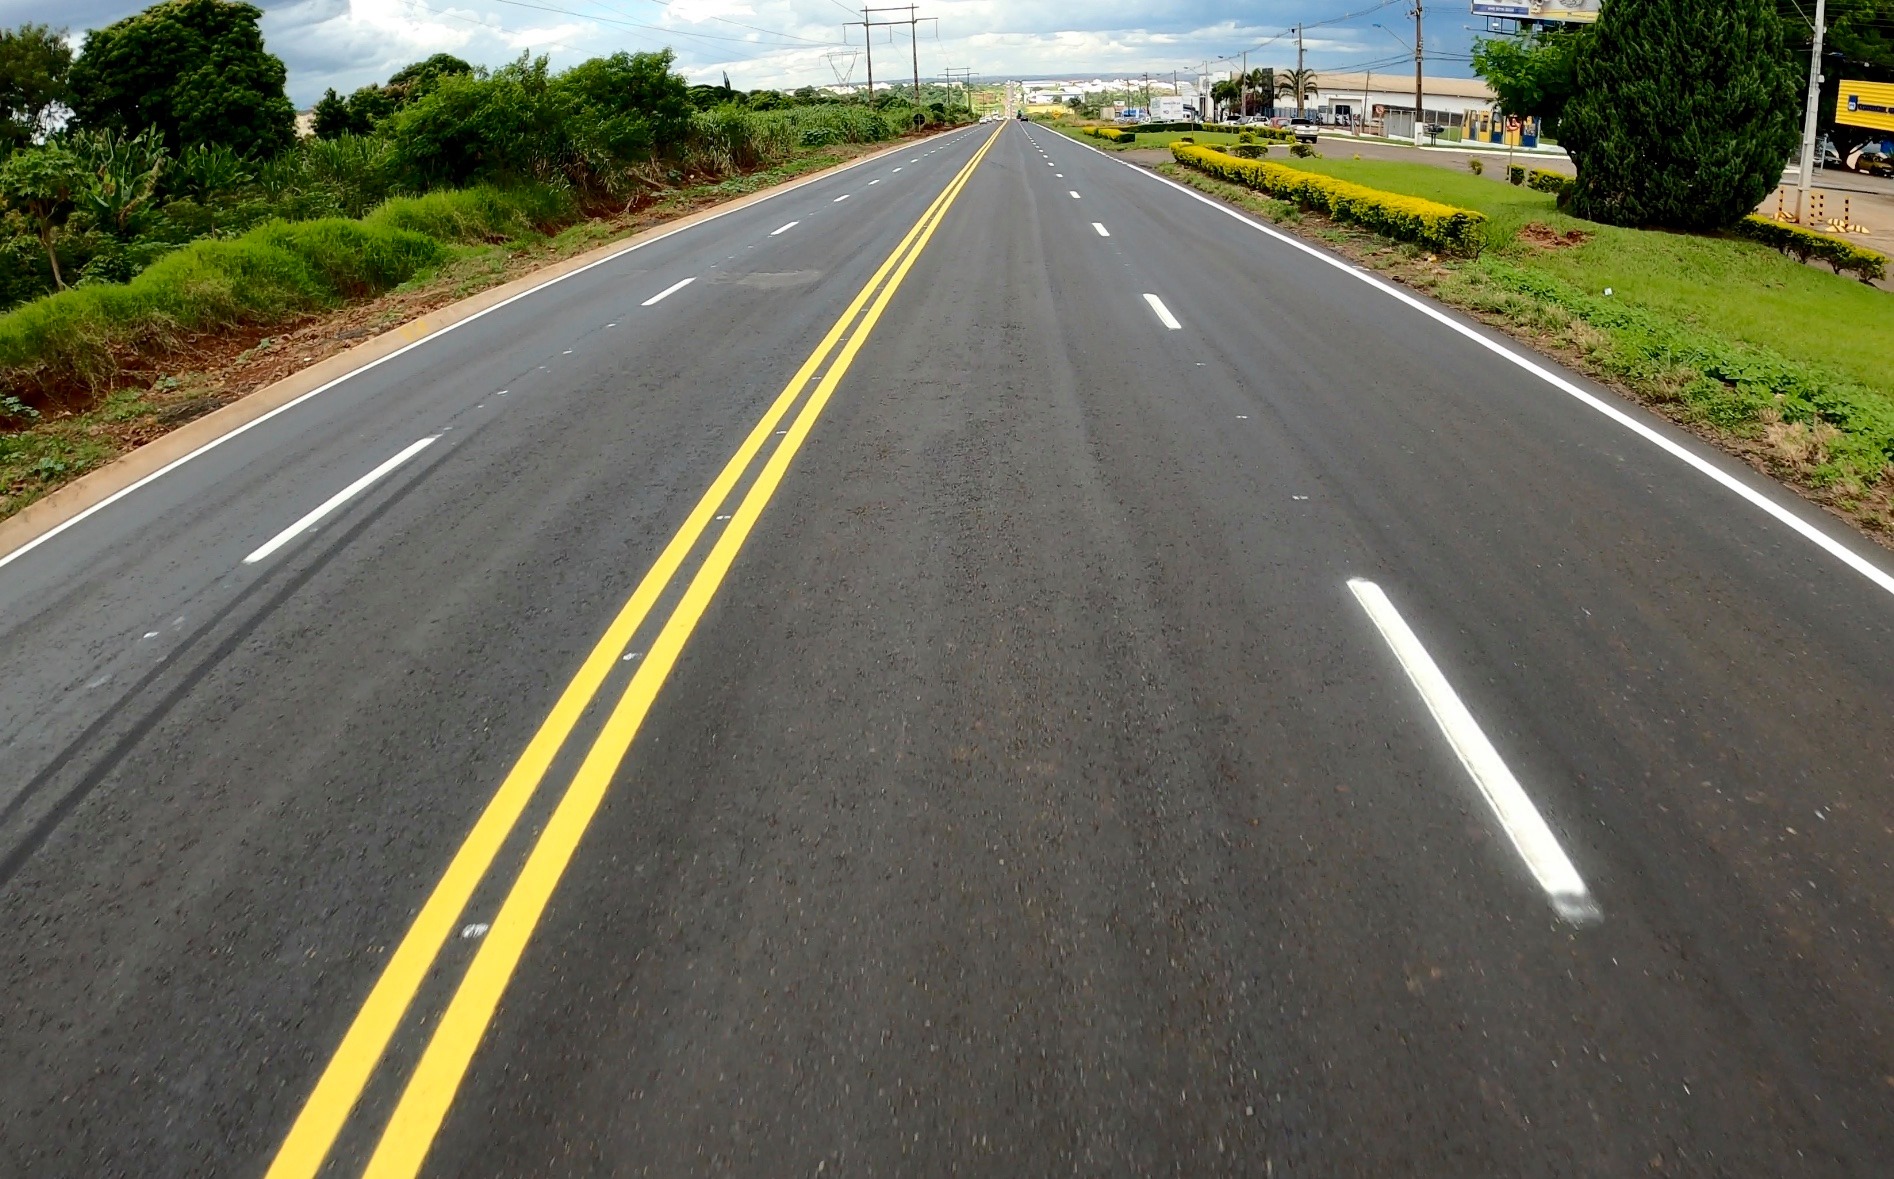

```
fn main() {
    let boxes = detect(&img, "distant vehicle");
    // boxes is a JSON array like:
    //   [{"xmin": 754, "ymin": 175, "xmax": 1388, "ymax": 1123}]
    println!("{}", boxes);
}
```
[
  {"xmin": 1016, "ymin": 111, "xmax": 1028, "ymax": 121},
  {"xmin": 1290, "ymin": 118, "xmax": 1319, "ymax": 143},
  {"xmin": 1859, "ymin": 150, "xmax": 1894, "ymax": 178}
]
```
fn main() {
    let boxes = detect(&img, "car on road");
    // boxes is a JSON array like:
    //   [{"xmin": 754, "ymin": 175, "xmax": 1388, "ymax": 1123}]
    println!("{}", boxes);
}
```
[
  {"xmin": 1857, "ymin": 150, "xmax": 1894, "ymax": 178},
  {"xmin": 1290, "ymin": 118, "xmax": 1319, "ymax": 143}
]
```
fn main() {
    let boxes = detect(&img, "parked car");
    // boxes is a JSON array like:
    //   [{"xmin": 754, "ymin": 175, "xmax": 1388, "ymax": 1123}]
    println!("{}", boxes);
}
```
[
  {"xmin": 1857, "ymin": 150, "xmax": 1893, "ymax": 178},
  {"xmin": 1289, "ymin": 118, "xmax": 1319, "ymax": 143}
]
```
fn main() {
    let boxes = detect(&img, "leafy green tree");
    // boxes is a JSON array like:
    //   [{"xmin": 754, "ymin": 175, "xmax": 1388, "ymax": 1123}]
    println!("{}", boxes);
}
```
[
  {"xmin": 311, "ymin": 88, "xmax": 353, "ymax": 140},
  {"xmin": 385, "ymin": 53, "xmax": 473, "ymax": 105},
  {"xmin": 550, "ymin": 50, "xmax": 692, "ymax": 162},
  {"xmin": 1561, "ymin": 0, "xmax": 1801, "ymax": 228},
  {"xmin": 1, "ymin": 23, "xmax": 74, "ymax": 157},
  {"xmin": 0, "ymin": 143, "xmax": 86, "ymax": 286},
  {"xmin": 67, "ymin": 0, "xmax": 294, "ymax": 158},
  {"xmin": 390, "ymin": 55, "xmax": 562, "ymax": 186},
  {"xmin": 1472, "ymin": 26, "xmax": 1586, "ymax": 139}
]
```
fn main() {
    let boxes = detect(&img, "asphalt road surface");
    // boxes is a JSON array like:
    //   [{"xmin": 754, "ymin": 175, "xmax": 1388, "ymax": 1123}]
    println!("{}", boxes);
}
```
[{"xmin": 4, "ymin": 122, "xmax": 1893, "ymax": 1177}]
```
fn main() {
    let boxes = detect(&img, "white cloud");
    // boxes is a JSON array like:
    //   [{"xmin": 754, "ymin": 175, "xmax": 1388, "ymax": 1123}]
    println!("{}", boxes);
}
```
[{"xmin": 3, "ymin": 0, "xmax": 1479, "ymax": 106}]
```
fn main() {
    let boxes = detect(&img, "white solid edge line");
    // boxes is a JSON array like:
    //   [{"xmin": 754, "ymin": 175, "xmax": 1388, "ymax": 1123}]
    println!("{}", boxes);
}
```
[
  {"xmin": 770, "ymin": 221, "xmax": 800, "ymax": 235},
  {"xmin": 1347, "ymin": 578, "xmax": 1601, "ymax": 926},
  {"xmin": 0, "ymin": 135, "xmax": 925, "ymax": 574},
  {"xmin": 1143, "ymin": 293, "xmax": 1183, "ymax": 331},
  {"xmin": 1093, "ymin": 222, "xmax": 1110, "ymax": 237},
  {"xmin": 640, "ymin": 276, "xmax": 697, "ymax": 307},
  {"xmin": 1069, "ymin": 135, "xmax": 1894, "ymax": 601},
  {"xmin": 242, "ymin": 436, "xmax": 438, "ymax": 565}
]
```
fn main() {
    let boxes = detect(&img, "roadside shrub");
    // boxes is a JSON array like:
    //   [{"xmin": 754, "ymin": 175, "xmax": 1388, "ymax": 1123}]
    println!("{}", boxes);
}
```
[
  {"xmin": 1526, "ymin": 168, "xmax": 1568, "ymax": 194},
  {"xmin": 0, "ymin": 182, "xmax": 587, "ymax": 399},
  {"xmin": 1467, "ymin": 156, "xmax": 1484, "ymax": 175},
  {"xmin": 1508, "ymin": 164, "xmax": 1527, "ymax": 185},
  {"xmin": 1289, "ymin": 143, "xmax": 1317, "ymax": 158},
  {"xmin": 1171, "ymin": 142, "xmax": 1487, "ymax": 255},
  {"xmin": 1734, "ymin": 215, "xmax": 1888, "ymax": 282},
  {"xmin": 366, "ymin": 183, "xmax": 574, "ymax": 244},
  {"xmin": 0, "ymin": 216, "xmax": 447, "ymax": 398},
  {"xmin": 1230, "ymin": 144, "xmax": 1268, "ymax": 159}
]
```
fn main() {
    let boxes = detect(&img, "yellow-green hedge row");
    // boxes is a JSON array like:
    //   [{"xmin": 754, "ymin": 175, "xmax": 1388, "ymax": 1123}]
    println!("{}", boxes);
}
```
[
  {"xmin": 1081, "ymin": 126, "xmax": 1136, "ymax": 144},
  {"xmin": 1734, "ymin": 215, "xmax": 1887, "ymax": 282},
  {"xmin": 1171, "ymin": 143, "xmax": 1487, "ymax": 256}
]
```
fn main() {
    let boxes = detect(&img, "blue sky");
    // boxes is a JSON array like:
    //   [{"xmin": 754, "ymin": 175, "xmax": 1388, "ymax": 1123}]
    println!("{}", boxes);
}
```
[{"xmin": 0, "ymin": 0, "xmax": 1485, "ymax": 106}]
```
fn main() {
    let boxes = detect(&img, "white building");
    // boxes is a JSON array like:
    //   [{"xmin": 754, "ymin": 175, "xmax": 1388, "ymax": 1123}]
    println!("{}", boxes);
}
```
[{"xmin": 1287, "ymin": 71, "xmax": 1497, "ymax": 137}]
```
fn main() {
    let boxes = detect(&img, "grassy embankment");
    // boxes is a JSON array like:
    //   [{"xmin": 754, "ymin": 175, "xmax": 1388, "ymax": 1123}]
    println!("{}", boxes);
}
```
[
  {"xmin": 1161, "ymin": 150, "xmax": 1894, "ymax": 537},
  {"xmin": 0, "ymin": 141, "xmax": 888, "ymax": 522}
]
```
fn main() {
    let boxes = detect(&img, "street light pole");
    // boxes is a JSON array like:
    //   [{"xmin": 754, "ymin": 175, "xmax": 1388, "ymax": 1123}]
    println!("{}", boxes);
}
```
[{"xmin": 1796, "ymin": 0, "xmax": 1828, "ymax": 223}]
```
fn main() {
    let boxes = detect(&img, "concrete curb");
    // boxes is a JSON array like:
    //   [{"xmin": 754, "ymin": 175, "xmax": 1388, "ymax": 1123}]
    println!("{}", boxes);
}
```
[{"xmin": 0, "ymin": 129, "xmax": 956, "ymax": 567}]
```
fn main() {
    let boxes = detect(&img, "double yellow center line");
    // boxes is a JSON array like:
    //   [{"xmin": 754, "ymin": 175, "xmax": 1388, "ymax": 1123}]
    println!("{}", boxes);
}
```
[{"xmin": 266, "ymin": 123, "xmax": 1003, "ymax": 1179}]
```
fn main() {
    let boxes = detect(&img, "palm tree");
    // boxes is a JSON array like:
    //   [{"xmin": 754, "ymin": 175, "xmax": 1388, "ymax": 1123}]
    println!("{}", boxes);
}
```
[{"xmin": 1276, "ymin": 68, "xmax": 1319, "ymax": 118}]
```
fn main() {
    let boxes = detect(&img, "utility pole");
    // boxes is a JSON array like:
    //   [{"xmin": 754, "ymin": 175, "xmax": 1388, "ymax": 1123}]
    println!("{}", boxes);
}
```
[
  {"xmin": 1796, "ymin": 0, "xmax": 1828, "ymax": 223},
  {"xmin": 856, "ymin": 6, "xmax": 934, "ymax": 105},
  {"xmin": 1413, "ymin": 2, "xmax": 1426, "ymax": 145},
  {"xmin": 1362, "ymin": 69, "xmax": 1372, "ymax": 137},
  {"xmin": 1297, "ymin": 24, "xmax": 1306, "ymax": 118},
  {"xmin": 1240, "ymin": 50, "xmax": 1248, "ymax": 120}
]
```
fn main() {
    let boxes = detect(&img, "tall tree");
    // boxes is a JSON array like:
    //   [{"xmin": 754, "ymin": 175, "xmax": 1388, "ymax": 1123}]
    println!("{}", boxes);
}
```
[
  {"xmin": 1561, "ymin": 0, "xmax": 1801, "ymax": 228},
  {"xmin": 67, "ymin": 0, "xmax": 294, "ymax": 158},
  {"xmin": 0, "ymin": 24, "xmax": 74, "ymax": 156}
]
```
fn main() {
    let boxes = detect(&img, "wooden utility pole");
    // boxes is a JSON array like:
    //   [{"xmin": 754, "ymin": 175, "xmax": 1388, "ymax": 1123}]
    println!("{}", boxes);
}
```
[
  {"xmin": 1240, "ymin": 50, "xmax": 1248, "ymax": 120},
  {"xmin": 1413, "ymin": 2, "xmax": 1426, "ymax": 144}
]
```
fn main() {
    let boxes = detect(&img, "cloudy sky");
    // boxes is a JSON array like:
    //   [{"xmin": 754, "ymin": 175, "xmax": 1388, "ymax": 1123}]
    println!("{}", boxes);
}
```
[{"xmin": 0, "ymin": 0, "xmax": 1485, "ymax": 107}]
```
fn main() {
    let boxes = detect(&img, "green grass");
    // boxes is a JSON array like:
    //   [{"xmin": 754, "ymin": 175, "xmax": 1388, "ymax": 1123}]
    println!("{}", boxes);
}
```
[
  {"xmin": 1271, "ymin": 156, "xmax": 1890, "ymax": 396},
  {"xmin": 1164, "ymin": 153, "xmax": 1894, "ymax": 530}
]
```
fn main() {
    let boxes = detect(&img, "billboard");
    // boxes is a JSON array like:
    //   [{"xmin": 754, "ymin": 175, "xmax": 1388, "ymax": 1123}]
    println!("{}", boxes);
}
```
[
  {"xmin": 1837, "ymin": 80, "xmax": 1894, "ymax": 135},
  {"xmin": 1472, "ymin": 1, "xmax": 1599, "ymax": 20}
]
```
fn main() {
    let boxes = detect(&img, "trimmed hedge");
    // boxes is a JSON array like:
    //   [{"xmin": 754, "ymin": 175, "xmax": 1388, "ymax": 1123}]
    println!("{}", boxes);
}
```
[
  {"xmin": 1733, "ymin": 216, "xmax": 1888, "ymax": 283},
  {"xmin": 1526, "ymin": 168, "xmax": 1568, "ymax": 195},
  {"xmin": 1173, "ymin": 143, "xmax": 1487, "ymax": 255},
  {"xmin": 1083, "ymin": 126, "xmax": 1136, "ymax": 144}
]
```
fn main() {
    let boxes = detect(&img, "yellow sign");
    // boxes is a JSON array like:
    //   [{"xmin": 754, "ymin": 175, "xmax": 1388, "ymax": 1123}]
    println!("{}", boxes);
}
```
[{"xmin": 1837, "ymin": 80, "xmax": 1894, "ymax": 135}]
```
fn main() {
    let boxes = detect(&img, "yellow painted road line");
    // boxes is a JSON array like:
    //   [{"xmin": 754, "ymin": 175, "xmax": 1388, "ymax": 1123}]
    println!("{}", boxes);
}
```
[
  {"xmin": 359, "ymin": 127, "xmax": 1001, "ymax": 1179},
  {"xmin": 264, "ymin": 123, "xmax": 1003, "ymax": 1179}
]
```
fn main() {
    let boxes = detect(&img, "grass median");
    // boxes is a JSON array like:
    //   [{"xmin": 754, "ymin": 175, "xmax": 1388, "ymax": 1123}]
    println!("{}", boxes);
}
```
[{"xmin": 1160, "ymin": 150, "xmax": 1894, "ymax": 539}]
